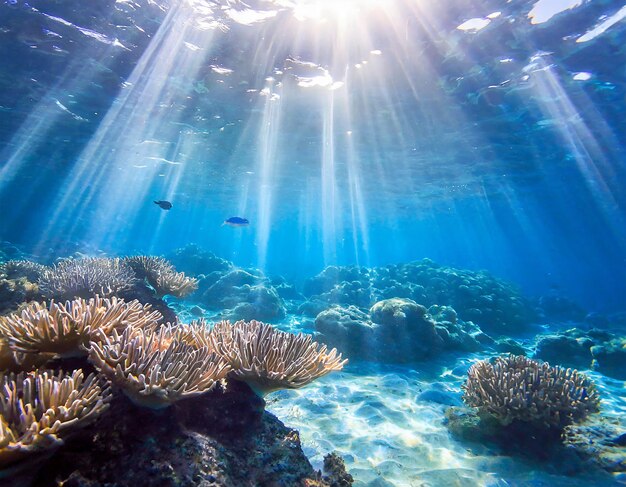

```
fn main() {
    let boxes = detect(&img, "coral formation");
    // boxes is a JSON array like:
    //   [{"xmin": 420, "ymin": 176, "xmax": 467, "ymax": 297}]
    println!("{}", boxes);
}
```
[
  {"xmin": 200, "ymin": 268, "xmax": 286, "ymax": 321},
  {"xmin": 38, "ymin": 258, "xmax": 137, "ymax": 301},
  {"xmin": 89, "ymin": 323, "xmax": 230, "ymax": 409},
  {"xmin": 315, "ymin": 299, "xmax": 488, "ymax": 363},
  {"xmin": 124, "ymin": 255, "xmax": 198, "ymax": 298},
  {"xmin": 563, "ymin": 417, "xmax": 626, "ymax": 473},
  {"xmin": 0, "ymin": 369, "xmax": 110, "ymax": 471},
  {"xmin": 0, "ymin": 296, "xmax": 161, "ymax": 358},
  {"xmin": 534, "ymin": 328, "xmax": 626, "ymax": 380},
  {"xmin": 462, "ymin": 355, "xmax": 600, "ymax": 429},
  {"xmin": 166, "ymin": 243, "xmax": 233, "ymax": 276},
  {"xmin": 210, "ymin": 320, "xmax": 347, "ymax": 395},
  {"xmin": 303, "ymin": 260, "xmax": 536, "ymax": 333},
  {"xmin": 0, "ymin": 260, "xmax": 48, "ymax": 282},
  {"xmin": 34, "ymin": 381, "xmax": 348, "ymax": 486}
]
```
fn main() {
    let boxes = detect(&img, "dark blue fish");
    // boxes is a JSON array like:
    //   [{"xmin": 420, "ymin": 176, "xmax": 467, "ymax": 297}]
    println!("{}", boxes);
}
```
[
  {"xmin": 154, "ymin": 200, "xmax": 172, "ymax": 210},
  {"xmin": 223, "ymin": 216, "xmax": 249, "ymax": 227}
]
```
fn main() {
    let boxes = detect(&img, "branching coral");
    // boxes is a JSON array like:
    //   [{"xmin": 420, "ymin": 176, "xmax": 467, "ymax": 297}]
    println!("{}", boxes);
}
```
[
  {"xmin": 0, "ymin": 369, "xmax": 110, "ymax": 470},
  {"xmin": 210, "ymin": 320, "xmax": 348, "ymax": 395},
  {"xmin": 89, "ymin": 324, "xmax": 230, "ymax": 409},
  {"xmin": 0, "ymin": 337, "xmax": 54, "ymax": 372},
  {"xmin": 38, "ymin": 257, "xmax": 137, "ymax": 300},
  {"xmin": 0, "ymin": 260, "xmax": 48, "ymax": 282},
  {"xmin": 462, "ymin": 355, "xmax": 600, "ymax": 429},
  {"xmin": 124, "ymin": 256, "xmax": 198, "ymax": 298},
  {"xmin": 0, "ymin": 296, "xmax": 162, "ymax": 358}
]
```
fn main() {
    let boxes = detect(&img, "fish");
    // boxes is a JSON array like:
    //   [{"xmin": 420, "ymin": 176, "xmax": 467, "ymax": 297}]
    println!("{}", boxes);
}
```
[
  {"xmin": 154, "ymin": 200, "xmax": 172, "ymax": 210},
  {"xmin": 223, "ymin": 216, "xmax": 249, "ymax": 227}
]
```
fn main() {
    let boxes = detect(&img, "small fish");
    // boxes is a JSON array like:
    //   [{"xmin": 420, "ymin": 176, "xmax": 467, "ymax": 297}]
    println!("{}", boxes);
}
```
[
  {"xmin": 154, "ymin": 200, "xmax": 172, "ymax": 210},
  {"xmin": 223, "ymin": 216, "xmax": 249, "ymax": 227}
]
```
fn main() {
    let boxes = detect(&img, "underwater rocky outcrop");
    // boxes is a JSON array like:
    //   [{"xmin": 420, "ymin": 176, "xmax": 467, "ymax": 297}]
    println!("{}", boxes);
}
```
[
  {"xmin": 0, "ymin": 298, "xmax": 350, "ymax": 486},
  {"xmin": 534, "ymin": 328, "xmax": 626, "ymax": 380},
  {"xmin": 315, "ymin": 298, "xmax": 494, "ymax": 363},
  {"xmin": 166, "ymin": 244, "xmax": 234, "ymax": 276},
  {"xmin": 29, "ymin": 381, "xmax": 348, "ymax": 487},
  {"xmin": 164, "ymin": 245, "xmax": 290, "ymax": 322},
  {"xmin": 303, "ymin": 259, "xmax": 537, "ymax": 335}
]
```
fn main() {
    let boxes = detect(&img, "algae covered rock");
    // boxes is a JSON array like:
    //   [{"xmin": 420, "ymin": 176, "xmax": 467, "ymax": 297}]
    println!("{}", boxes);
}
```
[
  {"xmin": 167, "ymin": 244, "xmax": 233, "ymax": 276},
  {"xmin": 303, "ymin": 260, "xmax": 536, "ymax": 335},
  {"xmin": 315, "ymin": 299, "xmax": 486, "ymax": 363},
  {"xmin": 200, "ymin": 268, "xmax": 286, "ymax": 322},
  {"xmin": 534, "ymin": 328, "xmax": 626, "ymax": 379},
  {"xmin": 33, "ymin": 381, "xmax": 343, "ymax": 486}
]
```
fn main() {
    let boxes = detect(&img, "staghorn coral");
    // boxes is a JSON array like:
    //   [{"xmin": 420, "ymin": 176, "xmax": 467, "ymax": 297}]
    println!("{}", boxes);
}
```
[
  {"xmin": 462, "ymin": 355, "xmax": 600, "ymax": 429},
  {"xmin": 0, "ymin": 260, "xmax": 48, "ymax": 282},
  {"xmin": 125, "ymin": 255, "xmax": 198, "ymax": 298},
  {"xmin": 210, "ymin": 320, "xmax": 347, "ymax": 395},
  {"xmin": 0, "ymin": 369, "xmax": 110, "ymax": 471},
  {"xmin": 89, "ymin": 323, "xmax": 230, "ymax": 409},
  {"xmin": 38, "ymin": 257, "xmax": 137, "ymax": 301},
  {"xmin": 0, "ymin": 296, "xmax": 162, "ymax": 358}
]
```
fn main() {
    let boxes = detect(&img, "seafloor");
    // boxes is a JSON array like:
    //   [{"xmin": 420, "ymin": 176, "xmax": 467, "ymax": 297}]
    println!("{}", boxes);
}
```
[{"xmin": 0, "ymin": 241, "xmax": 625, "ymax": 486}]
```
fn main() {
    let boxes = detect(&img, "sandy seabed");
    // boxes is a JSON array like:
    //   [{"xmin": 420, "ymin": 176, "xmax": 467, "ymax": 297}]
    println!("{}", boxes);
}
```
[{"xmin": 267, "ymin": 359, "xmax": 626, "ymax": 487}]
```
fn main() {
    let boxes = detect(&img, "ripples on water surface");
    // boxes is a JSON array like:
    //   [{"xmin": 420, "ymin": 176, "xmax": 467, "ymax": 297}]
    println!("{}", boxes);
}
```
[{"xmin": 0, "ymin": 0, "xmax": 625, "ymax": 486}]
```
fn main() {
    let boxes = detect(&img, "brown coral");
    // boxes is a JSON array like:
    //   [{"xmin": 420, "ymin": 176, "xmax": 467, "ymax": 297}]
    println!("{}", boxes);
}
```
[
  {"xmin": 0, "ymin": 369, "xmax": 110, "ymax": 470},
  {"xmin": 210, "ymin": 320, "xmax": 348, "ymax": 395},
  {"xmin": 0, "ymin": 296, "xmax": 162, "ymax": 358},
  {"xmin": 89, "ymin": 323, "xmax": 230, "ymax": 409},
  {"xmin": 462, "ymin": 354, "xmax": 600, "ymax": 429},
  {"xmin": 124, "ymin": 256, "xmax": 198, "ymax": 298}
]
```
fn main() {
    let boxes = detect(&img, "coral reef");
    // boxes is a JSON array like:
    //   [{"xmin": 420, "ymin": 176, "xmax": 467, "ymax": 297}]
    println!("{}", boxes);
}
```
[
  {"xmin": 534, "ymin": 328, "xmax": 626, "ymax": 380},
  {"xmin": 315, "ymin": 299, "xmax": 488, "ymax": 363},
  {"xmin": 124, "ymin": 256, "xmax": 198, "ymax": 298},
  {"xmin": 0, "ymin": 259, "xmax": 44, "ymax": 314},
  {"xmin": 166, "ymin": 244, "xmax": 233, "ymax": 276},
  {"xmin": 563, "ymin": 417, "xmax": 626, "ymax": 473},
  {"xmin": 462, "ymin": 355, "xmax": 600, "ymax": 429},
  {"xmin": 0, "ymin": 296, "xmax": 161, "ymax": 358},
  {"xmin": 89, "ymin": 323, "xmax": 230, "ymax": 409},
  {"xmin": 210, "ymin": 320, "xmax": 347, "ymax": 395},
  {"xmin": 38, "ymin": 258, "xmax": 137, "ymax": 301},
  {"xmin": 0, "ymin": 293, "xmax": 352, "ymax": 485},
  {"xmin": 34, "ymin": 381, "xmax": 349, "ymax": 486},
  {"xmin": 200, "ymin": 268, "xmax": 286, "ymax": 321},
  {"xmin": 303, "ymin": 260, "xmax": 537, "ymax": 334},
  {"xmin": 0, "ymin": 369, "xmax": 110, "ymax": 473},
  {"xmin": 0, "ymin": 260, "xmax": 48, "ymax": 282}
]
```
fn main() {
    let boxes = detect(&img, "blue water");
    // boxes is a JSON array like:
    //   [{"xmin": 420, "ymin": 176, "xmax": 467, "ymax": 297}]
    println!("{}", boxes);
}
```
[{"xmin": 1, "ymin": 0, "xmax": 625, "ymax": 485}]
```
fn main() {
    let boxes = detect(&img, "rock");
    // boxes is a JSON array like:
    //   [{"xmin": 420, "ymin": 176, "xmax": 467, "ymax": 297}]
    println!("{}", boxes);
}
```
[
  {"xmin": 315, "ymin": 300, "xmax": 486, "ymax": 363},
  {"xmin": 494, "ymin": 337, "xmax": 526, "ymax": 356},
  {"xmin": 303, "ymin": 260, "xmax": 536, "ymax": 335},
  {"xmin": 533, "ymin": 328, "xmax": 626, "ymax": 379},
  {"xmin": 200, "ymin": 269, "xmax": 286, "ymax": 322},
  {"xmin": 564, "ymin": 418, "xmax": 626, "ymax": 474},
  {"xmin": 33, "ymin": 381, "xmax": 340, "ymax": 486},
  {"xmin": 534, "ymin": 332, "xmax": 593, "ymax": 369},
  {"xmin": 590, "ymin": 339, "xmax": 626, "ymax": 380},
  {"xmin": 167, "ymin": 244, "xmax": 233, "ymax": 276}
]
